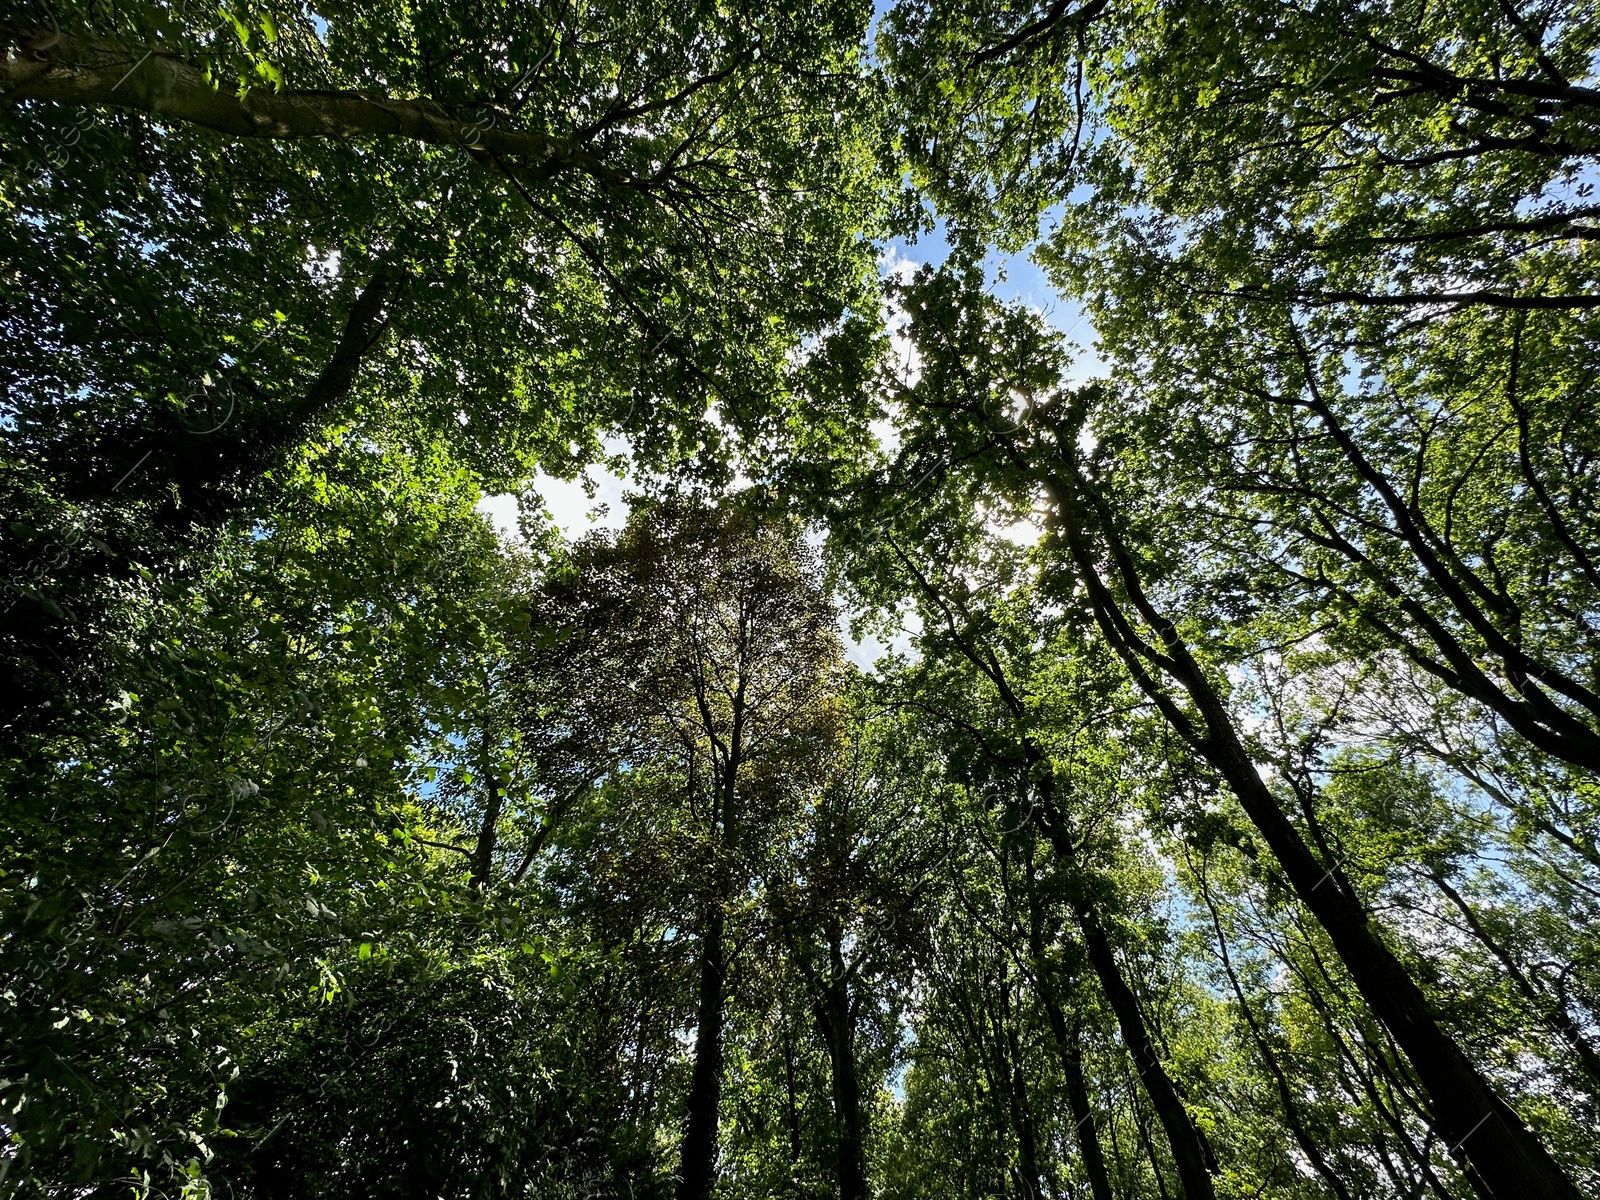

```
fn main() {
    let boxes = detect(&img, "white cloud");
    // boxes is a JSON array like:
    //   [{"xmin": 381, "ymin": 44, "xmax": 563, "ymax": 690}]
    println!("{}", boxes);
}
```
[
  {"xmin": 534, "ymin": 462, "xmax": 631, "ymax": 539},
  {"xmin": 879, "ymin": 247, "xmax": 921, "ymax": 286},
  {"xmin": 879, "ymin": 247, "xmax": 925, "ymax": 400}
]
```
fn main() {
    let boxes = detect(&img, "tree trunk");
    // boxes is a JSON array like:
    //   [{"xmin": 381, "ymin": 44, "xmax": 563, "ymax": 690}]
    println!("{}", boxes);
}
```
[
  {"xmin": 1032, "ymin": 764, "xmax": 1217, "ymax": 1200},
  {"xmin": 1430, "ymin": 869, "xmax": 1600, "ymax": 1093},
  {"xmin": 890, "ymin": 541, "xmax": 1215, "ymax": 1200},
  {"xmin": 782, "ymin": 1014, "xmax": 802, "ymax": 1164},
  {"xmin": 1001, "ymin": 995, "xmax": 1046, "ymax": 1200},
  {"xmin": 1022, "ymin": 863, "xmax": 1115, "ymax": 1200},
  {"xmin": 814, "ymin": 919, "xmax": 868, "ymax": 1200},
  {"xmin": 1058, "ymin": 1022, "xmax": 1116, "ymax": 1200},
  {"xmin": 1073, "ymin": 904, "xmax": 1214, "ymax": 1200},
  {"xmin": 1193, "ymin": 860, "xmax": 1356, "ymax": 1200},
  {"xmin": 467, "ymin": 773, "xmax": 503, "ymax": 895},
  {"xmin": 677, "ymin": 904, "xmax": 726, "ymax": 1200},
  {"xmin": 1047, "ymin": 460, "xmax": 1587, "ymax": 1200}
]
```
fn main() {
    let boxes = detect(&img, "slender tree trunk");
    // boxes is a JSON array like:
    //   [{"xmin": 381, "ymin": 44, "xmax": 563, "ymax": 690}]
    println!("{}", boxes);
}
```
[
  {"xmin": 1045, "ymin": 458, "xmax": 1589, "ymax": 1200},
  {"xmin": 467, "ymin": 778, "xmax": 503, "ymax": 895},
  {"xmin": 814, "ymin": 919, "xmax": 868, "ymax": 1200},
  {"xmin": 782, "ymin": 1006, "xmax": 802, "ymax": 1165},
  {"xmin": 1430, "ymin": 869, "xmax": 1600, "ymax": 1092},
  {"xmin": 1058, "ymin": 1021, "xmax": 1116, "ymax": 1200},
  {"xmin": 1193, "ymin": 860, "xmax": 1355, "ymax": 1200},
  {"xmin": 1021, "ymin": 854, "xmax": 1115, "ymax": 1200},
  {"xmin": 1001, "ymin": 999, "xmax": 1046, "ymax": 1200},
  {"xmin": 1074, "ymin": 906, "xmax": 1214, "ymax": 1200},
  {"xmin": 1026, "ymin": 946, "xmax": 1114, "ymax": 1194},
  {"xmin": 964, "ymin": 986, "xmax": 1016, "ymax": 1196},
  {"xmin": 678, "ymin": 904, "xmax": 726, "ymax": 1200},
  {"xmin": 1032, "ymin": 764, "xmax": 1216, "ymax": 1200},
  {"xmin": 889, "ymin": 541, "xmax": 1217, "ymax": 1200},
  {"xmin": 1131, "ymin": 1085, "xmax": 1174, "ymax": 1200},
  {"xmin": 467, "ymin": 723, "xmax": 506, "ymax": 895},
  {"xmin": 1288, "ymin": 935, "xmax": 1457, "ymax": 1200}
]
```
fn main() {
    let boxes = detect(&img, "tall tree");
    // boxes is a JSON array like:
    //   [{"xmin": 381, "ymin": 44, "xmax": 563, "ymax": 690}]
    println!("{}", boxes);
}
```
[
  {"xmin": 827, "ymin": 262, "xmax": 1596, "ymax": 1197},
  {"xmin": 770, "ymin": 694, "xmax": 928, "ymax": 1200},
  {"xmin": 529, "ymin": 493, "xmax": 841, "ymax": 1200}
]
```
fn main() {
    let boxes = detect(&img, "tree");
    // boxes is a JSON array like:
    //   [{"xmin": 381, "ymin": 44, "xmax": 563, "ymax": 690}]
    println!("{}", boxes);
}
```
[
  {"xmin": 822, "ymin": 261, "xmax": 1597, "ymax": 1197},
  {"xmin": 768, "ymin": 691, "xmax": 928, "ymax": 1200},
  {"xmin": 528, "ymin": 493, "xmax": 842, "ymax": 1200},
  {"xmin": 12, "ymin": 0, "xmax": 1600, "ymax": 1193},
  {"xmin": 0, "ymin": 430, "xmax": 538, "ymax": 1191},
  {"xmin": 1, "ymin": 0, "xmax": 886, "ymax": 727}
]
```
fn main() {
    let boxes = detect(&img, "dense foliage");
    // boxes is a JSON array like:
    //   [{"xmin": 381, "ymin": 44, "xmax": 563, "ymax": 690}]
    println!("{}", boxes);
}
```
[{"xmin": 4, "ymin": 0, "xmax": 1598, "ymax": 1197}]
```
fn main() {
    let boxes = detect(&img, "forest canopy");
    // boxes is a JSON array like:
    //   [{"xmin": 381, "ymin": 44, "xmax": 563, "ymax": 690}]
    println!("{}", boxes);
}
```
[{"xmin": 3, "ymin": 0, "xmax": 1599, "ymax": 1198}]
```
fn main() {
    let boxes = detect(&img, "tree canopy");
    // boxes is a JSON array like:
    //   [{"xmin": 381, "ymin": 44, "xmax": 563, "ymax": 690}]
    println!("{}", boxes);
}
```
[{"xmin": 3, "ymin": 0, "xmax": 1599, "ymax": 1198}]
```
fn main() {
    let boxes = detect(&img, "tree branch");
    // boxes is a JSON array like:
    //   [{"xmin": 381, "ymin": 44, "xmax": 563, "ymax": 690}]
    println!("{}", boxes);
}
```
[{"xmin": 1, "ymin": 24, "xmax": 627, "ymax": 187}]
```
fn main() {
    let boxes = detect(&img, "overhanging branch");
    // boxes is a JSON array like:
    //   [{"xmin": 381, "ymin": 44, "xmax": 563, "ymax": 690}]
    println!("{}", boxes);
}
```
[{"xmin": 2, "ymin": 23, "xmax": 627, "ymax": 187}]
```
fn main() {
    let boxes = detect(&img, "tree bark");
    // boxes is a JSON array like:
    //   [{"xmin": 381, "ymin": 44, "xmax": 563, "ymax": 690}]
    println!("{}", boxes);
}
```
[
  {"xmin": 889, "ymin": 541, "xmax": 1214, "ymax": 1199},
  {"xmin": 1072, "ymin": 900, "xmax": 1214, "ymax": 1200},
  {"xmin": 1429, "ymin": 870, "xmax": 1600, "ymax": 1093},
  {"xmin": 467, "ymin": 769, "xmax": 504, "ymax": 896},
  {"xmin": 1, "ymin": 25, "xmax": 612, "ymax": 186},
  {"xmin": 1022, "ymin": 860, "xmax": 1114, "ymax": 1200},
  {"xmin": 1030, "ymin": 761, "xmax": 1217, "ymax": 1200},
  {"xmin": 1193, "ymin": 859, "xmax": 1356, "ymax": 1200},
  {"xmin": 1058, "ymin": 1021, "xmax": 1116, "ymax": 1200},
  {"xmin": 813, "ymin": 918, "xmax": 868, "ymax": 1200},
  {"xmin": 677, "ymin": 903, "xmax": 726, "ymax": 1200},
  {"xmin": 1000, "ymin": 986, "xmax": 1046, "ymax": 1200},
  {"xmin": 782, "ymin": 1010, "xmax": 801, "ymax": 1165}
]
